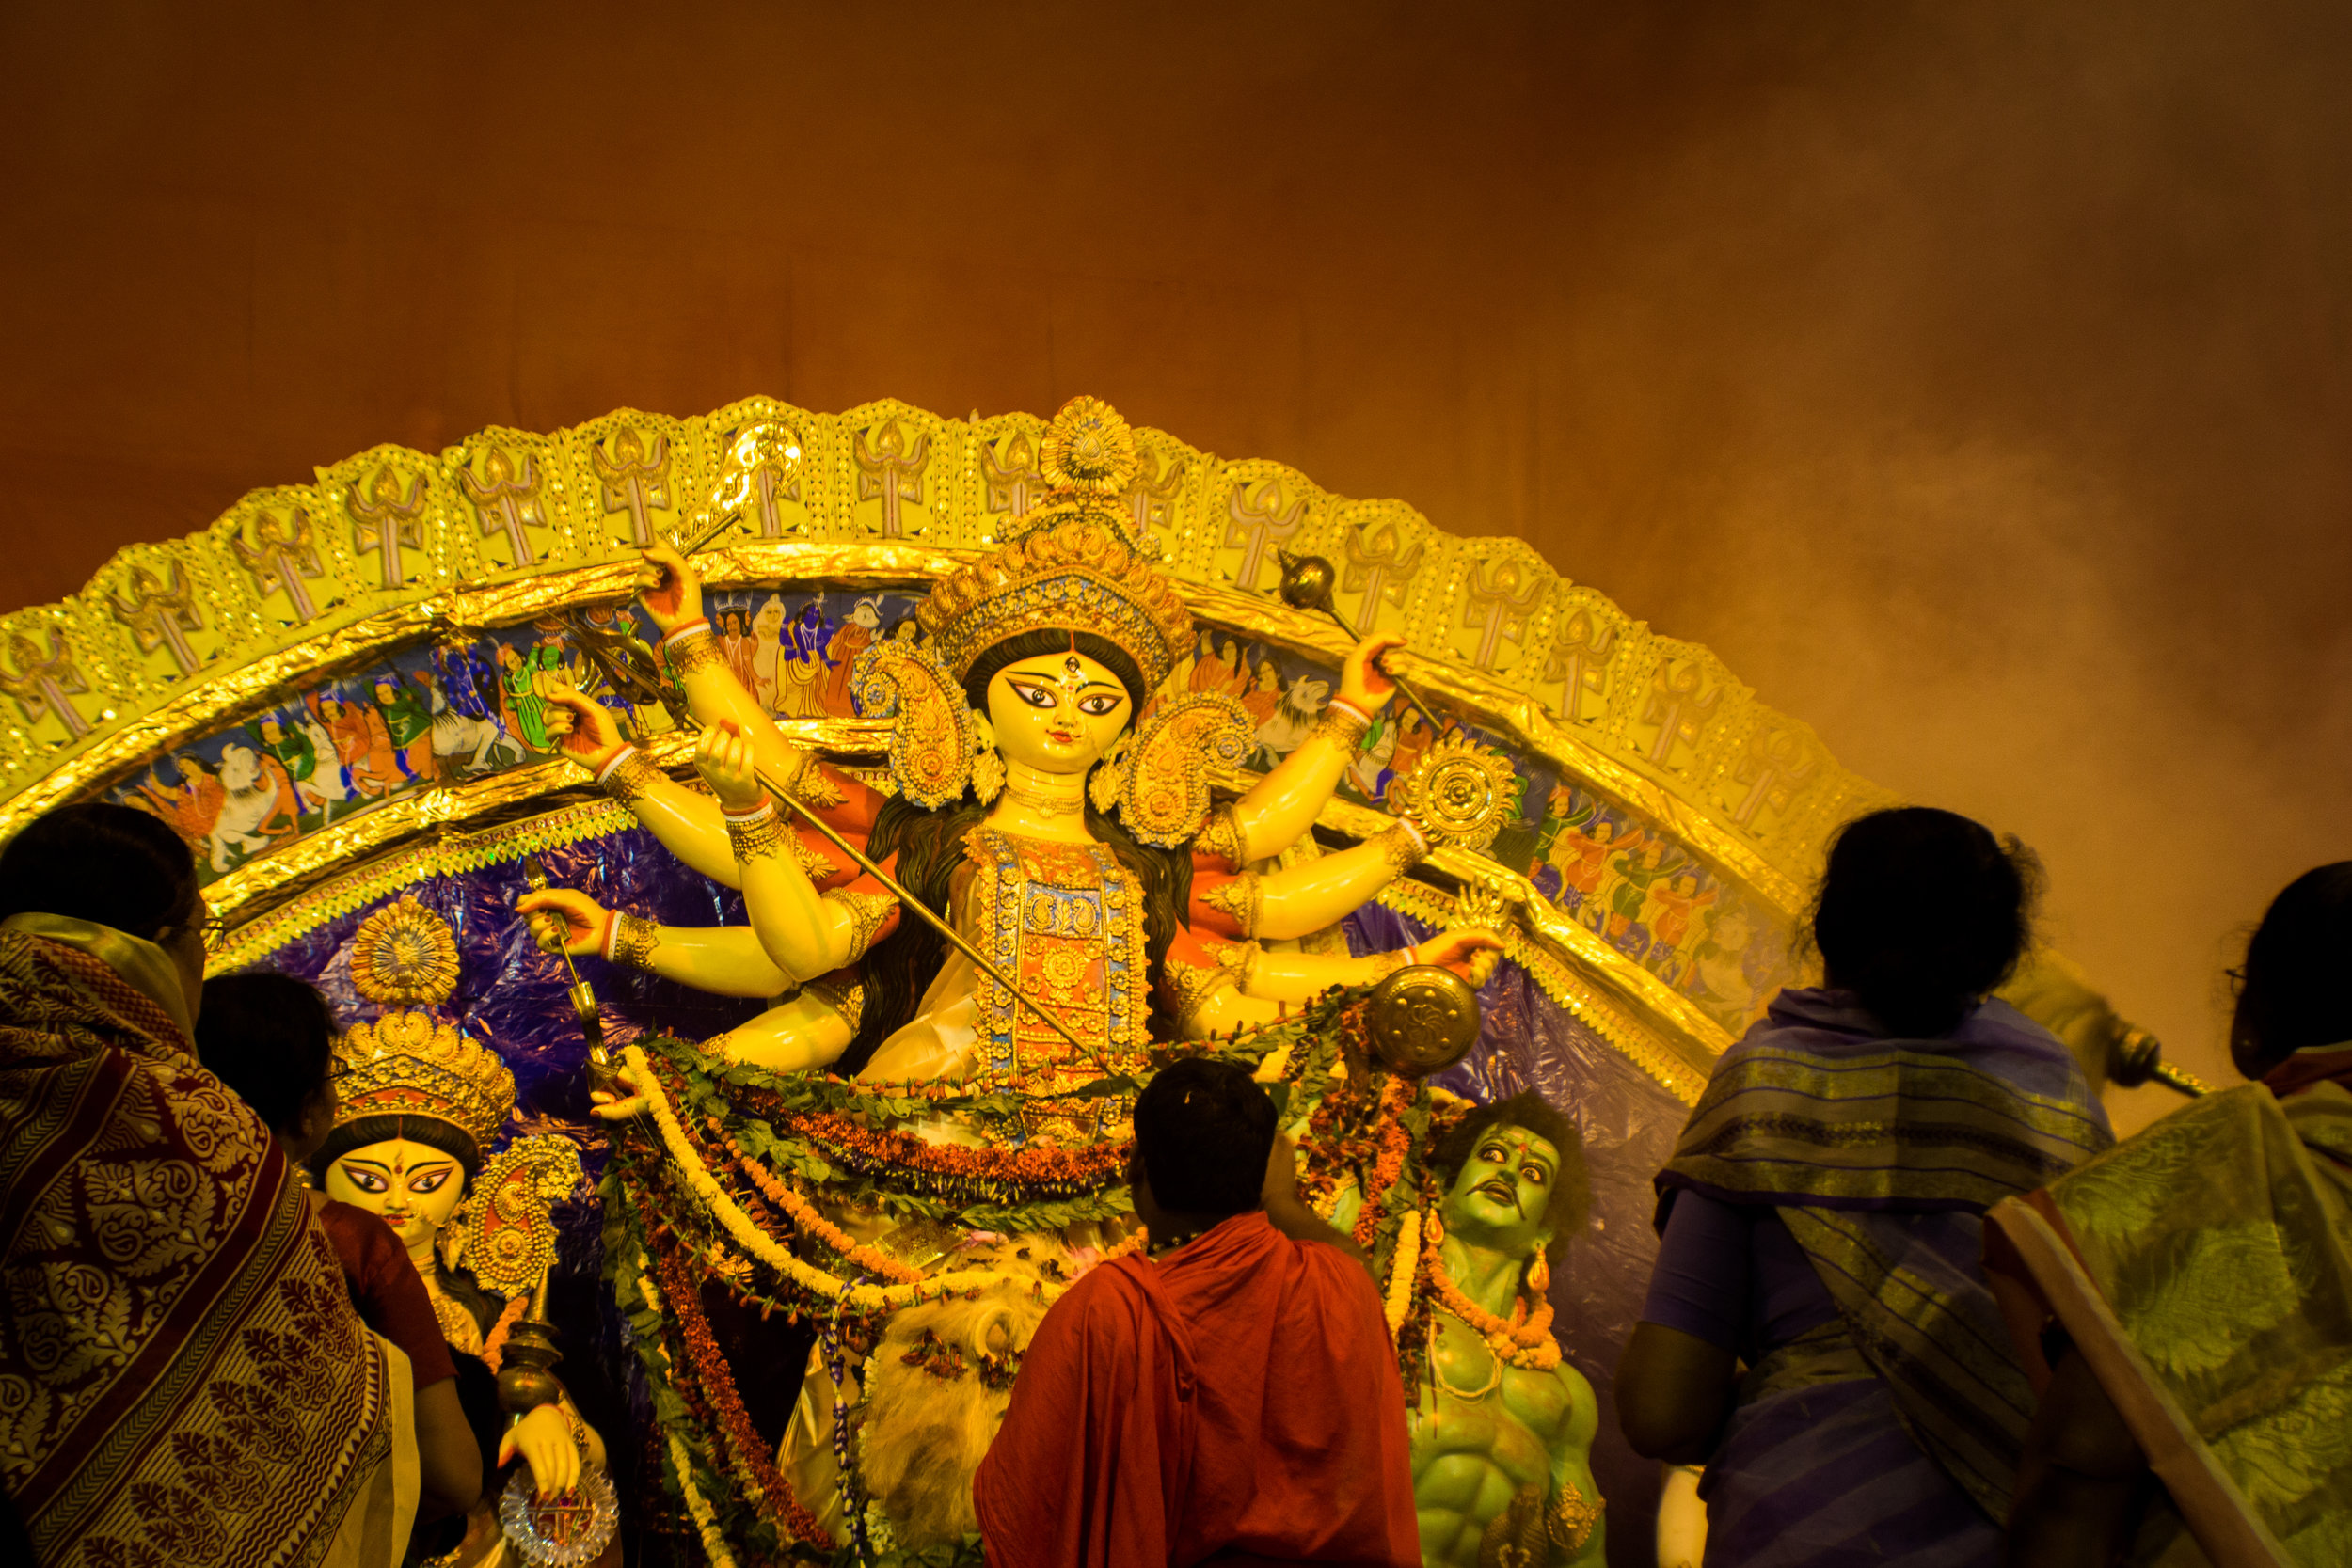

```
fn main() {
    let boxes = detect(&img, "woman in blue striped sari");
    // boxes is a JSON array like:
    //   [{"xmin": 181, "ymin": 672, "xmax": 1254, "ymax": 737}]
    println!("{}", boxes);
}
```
[{"xmin": 1616, "ymin": 807, "xmax": 2112, "ymax": 1567}]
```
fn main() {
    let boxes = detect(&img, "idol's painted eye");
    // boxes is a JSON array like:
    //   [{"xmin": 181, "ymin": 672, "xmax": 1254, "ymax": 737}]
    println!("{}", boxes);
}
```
[
  {"xmin": 410, "ymin": 1167, "xmax": 454, "ymax": 1195},
  {"xmin": 1524, "ymin": 1164, "xmax": 1549, "ymax": 1186},
  {"xmin": 1076, "ymin": 692, "xmax": 1122, "ymax": 717},
  {"xmin": 1007, "ymin": 679, "xmax": 1057, "ymax": 710},
  {"xmin": 341, "ymin": 1164, "xmax": 389, "ymax": 1195},
  {"xmin": 1479, "ymin": 1143, "xmax": 1508, "ymax": 1164}
]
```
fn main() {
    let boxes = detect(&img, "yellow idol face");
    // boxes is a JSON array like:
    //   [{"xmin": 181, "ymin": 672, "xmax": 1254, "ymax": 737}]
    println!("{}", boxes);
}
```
[
  {"xmin": 984, "ymin": 649, "xmax": 1132, "ymax": 774},
  {"xmin": 325, "ymin": 1136, "xmax": 467, "ymax": 1254}
]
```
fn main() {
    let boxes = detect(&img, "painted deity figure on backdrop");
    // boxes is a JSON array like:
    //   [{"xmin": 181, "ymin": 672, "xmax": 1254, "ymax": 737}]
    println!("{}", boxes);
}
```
[
  {"xmin": 519, "ymin": 396, "xmax": 1501, "ymax": 1545},
  {"xmin": 318, "ymin": 896, "xmax": 614, "ymax": 1567},
  {"xmin": 1410, "ymin": 1094, "xmax": 1605, "ymax": 1568}
]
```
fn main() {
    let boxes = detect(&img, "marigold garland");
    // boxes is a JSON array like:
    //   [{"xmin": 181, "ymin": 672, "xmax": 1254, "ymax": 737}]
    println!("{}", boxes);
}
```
[
  {"xmin": 1384, "ymin": 1209, "xmax": 1422, "ymax": 1334},
  {"xmin": 782, "ymin": 1106, "xmax": 1132, "ymax": 1193},
  {"xmin": 623, "ymin": 1044, "xmax": 1007, "ymax": 1313},
  {"xmin": 651, "ymin": 1233, "xmax": 836, "ymax": 1546},
  {"xmin": 716, "ymin": 1122, "xmax": 925, "ymax": 1285},
  {"xmin": 1424, "ymin": 1211, "xmax": 1561, "ymax": 1370}
]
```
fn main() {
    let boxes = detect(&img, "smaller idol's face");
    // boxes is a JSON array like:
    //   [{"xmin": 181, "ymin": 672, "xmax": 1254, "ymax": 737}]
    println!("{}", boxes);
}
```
[
  {"xmin": 325, "ymin": 1136, "xmax": 467, "ymax": 1254},
  {"xmin": 1445, "ymin": 1126, "xmax": 1560, "ymax": 1251},
  {"xmin": 986, "ymin": 649, "xmax": 1133, "ymax": 774}
]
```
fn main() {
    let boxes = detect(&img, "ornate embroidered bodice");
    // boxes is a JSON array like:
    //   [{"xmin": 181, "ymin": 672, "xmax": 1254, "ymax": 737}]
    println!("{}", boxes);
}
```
[{"xmin": 962, "ymin": 828, "xmax": 1150, "ymax": 1083}]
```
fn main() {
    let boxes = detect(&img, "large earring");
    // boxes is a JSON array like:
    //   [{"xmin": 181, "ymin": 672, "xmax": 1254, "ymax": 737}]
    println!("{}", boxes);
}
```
[
  {"xmin": 1089, "ymin": 739, "xmax": 1128, "ymax": 815},
  {"xmin": 1528, "ymin": 1253, "xmax": 1550, "ymax": 1295},
  {"xmin": 971, "ymin": 713, "xmax": 1006, "ymax": 805}
]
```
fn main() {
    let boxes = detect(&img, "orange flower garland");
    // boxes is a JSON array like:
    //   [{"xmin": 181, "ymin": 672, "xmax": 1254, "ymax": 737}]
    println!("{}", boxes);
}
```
[
  {"xmin": 1423, "ymin": 1212, "xmax": 1560, "ymax": 1370},
  {"xmin": 650, "ymin": 1232, "xmax": 834, "ymax": 1548},
  {"xmin": 712, "ymin": 1119, "xmax": 926, "ymax": 1285}
]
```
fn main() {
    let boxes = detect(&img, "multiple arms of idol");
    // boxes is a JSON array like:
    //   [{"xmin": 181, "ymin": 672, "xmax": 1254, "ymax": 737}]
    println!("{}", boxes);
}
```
[{"xmin": 525, "ymin": 546, "xmax": 1493, "ymax": 1059}]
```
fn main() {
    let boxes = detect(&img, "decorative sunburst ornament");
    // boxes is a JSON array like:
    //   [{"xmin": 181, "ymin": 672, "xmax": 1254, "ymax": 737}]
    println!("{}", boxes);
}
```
[
  {"xmin": 1389, "ymin": 736, "xmax": 1517, "ymax": 852},
  {"xmin": 348, "ymin": 895, "xmax": 460, "ymax": 1006},
  {"xmin": 1037, "ymin": 395, "xmax": 1136, "ymax": 497}
]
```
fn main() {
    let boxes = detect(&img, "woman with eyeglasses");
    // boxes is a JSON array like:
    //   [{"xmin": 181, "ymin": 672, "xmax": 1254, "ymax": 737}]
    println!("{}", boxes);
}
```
[
  {"xmin": 0, "ymin": 801, "xmax": 417, "ymax": 1566},
  {"xmin": 1992, "ymin": 862, "xmax": 2352, "ymax": 1564}
]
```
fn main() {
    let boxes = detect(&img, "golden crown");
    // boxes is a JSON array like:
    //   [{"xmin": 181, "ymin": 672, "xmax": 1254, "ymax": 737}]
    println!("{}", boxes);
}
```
[
  {"xmin": 920, "ymin": 398, "xmax": 1190, "ymax": 692},
  {"xmin": 331, "ymin": 897, "xmax": 514, "ymax": 1154}
]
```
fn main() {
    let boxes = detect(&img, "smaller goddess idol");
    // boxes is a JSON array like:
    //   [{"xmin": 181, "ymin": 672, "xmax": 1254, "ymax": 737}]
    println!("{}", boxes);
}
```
[
  {"xmin": 315, "ymin": 896, "xmax": 614, "ymax": 1568},
  {"xmin": 520, "ymin": 395, "xmax": 1497, "ymax": 1110}
]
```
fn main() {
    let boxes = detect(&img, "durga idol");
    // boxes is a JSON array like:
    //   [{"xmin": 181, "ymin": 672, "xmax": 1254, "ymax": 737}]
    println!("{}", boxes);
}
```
[{"xmin": 520, "ymin": 395, "xmax": 1496, "ymax": 1105}]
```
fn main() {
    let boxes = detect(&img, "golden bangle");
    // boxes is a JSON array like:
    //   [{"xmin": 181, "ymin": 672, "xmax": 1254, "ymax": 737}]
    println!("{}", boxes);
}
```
[
  {"xmin": 780, "ymin": 752, "xmax": 848, "ymax": 810},
  {"xmin": 665, "ymin": 626, "xmax": 724, "ymax": 677},
  {"xmin": 1311, "ymin": 700, "xmax": 1372, "ymax": 752},
  {"xmin": 803, "ymin": 974, "xmax": 866, "ymax": 1036},
  {"xmin": 1376, "ymin": 821, "xmax": 1429, "ymax": 875},
  {"xmin": 824, "ymin": 889, "xmax": 897, "ymax": 962},
  {"xmin": 725, "ymin": 804, "xmax": 785, "ymax": 862},
  {"xmin": 1369, "ymin": 949, "xmax": 1412, "ymax": 980},
  {"xmin": 1193, "ymin": 801, "xmax": 1248, "ymax": 870},
  {"xmin": 599, "ymin": 748, "xmax": 661, "ymax": 805},
  {"xmin": 608, "ymin": 911, "xmax": 659, "ymax": 971},
  {"xmin": 1200, "ymin": 873, "xmax": 1261, "ymax": 939}
]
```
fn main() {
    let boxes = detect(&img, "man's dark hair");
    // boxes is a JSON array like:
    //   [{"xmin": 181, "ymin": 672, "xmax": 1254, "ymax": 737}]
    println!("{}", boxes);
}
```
[
  {"xmin": 1133, "ymin": 1056, "xmax": 1277, "ymax": 1218},
  {"xmin": 1809, "ymin": 806, "xmax": 2041, "ymax": 1039},
  {"xmin": 0, "ymin": 801, "xmax": 199, "ymax": 942},
  {"xmin": 195, "ymin": 972, "xmax": 337, "ymax": 1135},
  {"xmin": 2233, "ymin": 862, "xmax": 2352, "ymax": 1079},
  {"xmin": 1430, "ymin": 1091, "xmax": 1587, "ymax": 1266}
]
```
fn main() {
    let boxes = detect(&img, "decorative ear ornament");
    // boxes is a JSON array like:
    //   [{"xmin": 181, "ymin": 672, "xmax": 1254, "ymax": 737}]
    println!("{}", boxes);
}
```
[
  {"xmin": 459, "ymin": 1134, "xmax": 586, "ymax": 1296},
  {"xmin": 1116, "ymin": 693, "xmax": 1253, "ymax": 847},
  {"xmin": 1088, "ymin": 738, "xmax": 1128, "ymax": 815},
  {"xmin": 1529, "ymin": 1253, "xmax": 1551, "ymax": 1296},
  {"xmin": 851, "ymin": 640, "xmax": 975, "ymax": 809},
  {"xmin": 971, "ymin": 739, "xmax": 1006, "ymax": 805}
]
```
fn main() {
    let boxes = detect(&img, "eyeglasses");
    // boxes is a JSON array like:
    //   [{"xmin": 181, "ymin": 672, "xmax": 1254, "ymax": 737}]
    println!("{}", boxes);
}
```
[{"xmin": 198, "ymin": 912, "xmax": 231, "ymax": 954}]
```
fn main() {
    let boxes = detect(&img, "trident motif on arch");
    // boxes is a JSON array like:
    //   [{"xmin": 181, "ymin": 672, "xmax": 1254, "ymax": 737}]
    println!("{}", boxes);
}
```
[
  {"xmin": 1341, "ymin": 520, "xmax": 1425, "ymax": 631},
  {"xmin": 108, "ymin": 561, "xmax": 204, "ymax": 674},
  {"xmin": 1732, "ymin": 721, "xmax": 1820, "ymax": 828},
  {"xmin": 852, "ymin": 420, "xmax": 930, "ymax": 538},
  {"xmin": 594, "ymin": 426, "xmax": 673, "ymax": 547},
  {"xmin": 231, "ymin": 508, "xmax": 328, "ymax": 623},
  {"xmin": 1461, "ymin": 556, "xmax": 1544, "ymax": 670},
  {"xmin": 719, "ymin": 424, "xmax": 803, "ymax": 537},
  {"xmin": 982, "ymin": 431, "xmax": 1042, "ymax": 521},
  {"xmin": 1545, "ymin": 607, "xmax": 1619, "ymax": 724},
  {"xmin": 459, "ymin": 449, "xmax": 548, "ymax": 566},
  {"xmin": 1642, "ymin": 659, "xmax": 1724, "ymax": 767},
  {"xmin": 1123, "ymin": 447, "xmax": 1184, "ymax": 546},
  {"xmin": 1225, "ymin": 477, "xmax": 1305, "ymax": 592},
  {"xmin": 346, "ymin": 465, "xmax": 428, "ymax": 589},
  {"xmin": 2, "ymin": 627, "xmax": 92, "ymax": 739}
]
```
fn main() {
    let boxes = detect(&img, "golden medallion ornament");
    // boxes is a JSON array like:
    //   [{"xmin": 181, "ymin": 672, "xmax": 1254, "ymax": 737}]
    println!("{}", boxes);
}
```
[
  {"xmin": 1389, "ymin": 735, "xmax": 1517, "ymax": 852},
  {"xmin": 1367, "ymin": 964, "xmax": 1483, "ymax": 1077},
  {"xmin": 348, "ymin": 895, "xmax": 460, "ymax": 1006},
  {"xmin": 1036, "ymin": 394, "xmax": 1135, "ymax": 498}
]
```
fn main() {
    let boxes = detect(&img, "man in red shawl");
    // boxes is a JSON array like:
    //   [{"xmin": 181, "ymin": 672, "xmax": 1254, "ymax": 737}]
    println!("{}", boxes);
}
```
[{"xmin": 974, "ymin": 1057, "xmax": 1420, "ymax": 1567}]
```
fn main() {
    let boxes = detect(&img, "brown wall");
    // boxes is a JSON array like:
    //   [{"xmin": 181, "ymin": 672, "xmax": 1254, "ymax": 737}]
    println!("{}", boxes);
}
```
[{"xmin": 4, "ymin": 0, "xmax": 2345, "ymax": 1124}]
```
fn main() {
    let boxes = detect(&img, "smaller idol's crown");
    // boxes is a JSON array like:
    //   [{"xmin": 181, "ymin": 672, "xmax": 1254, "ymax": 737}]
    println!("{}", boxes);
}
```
[
  {"xmin": 331, "ymin": 897, "xmax": 513, "ymax": 1155},
  {"xmin": 923, "ymin": 397, "xmax": 1191, "ymax": 691}
]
